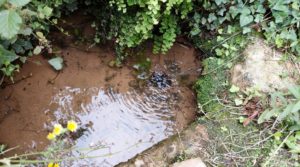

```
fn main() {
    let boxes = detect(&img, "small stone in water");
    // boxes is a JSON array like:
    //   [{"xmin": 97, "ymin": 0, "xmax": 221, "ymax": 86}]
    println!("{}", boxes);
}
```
[{"xmin": 150, "ymin": 72, "xmax": 172, "ymax": 88}]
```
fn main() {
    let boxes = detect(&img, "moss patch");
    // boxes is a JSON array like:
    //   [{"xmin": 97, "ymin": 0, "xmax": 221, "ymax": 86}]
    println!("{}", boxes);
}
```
[
  {"xmin": 195, "ymin": 57, "xmax": 227, "ymax": 113},
  {"xmin": 194, "ymin": 42, "xmax": 275, "ymax": 166}
]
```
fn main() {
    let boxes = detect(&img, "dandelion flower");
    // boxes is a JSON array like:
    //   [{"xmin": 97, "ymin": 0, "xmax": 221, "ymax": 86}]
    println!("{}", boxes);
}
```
[
  {"xmin": 67, "ymin": 120, "xmax": 78, "ymax": 132},
  {"xmin": 53, "ymin": 124, "xmax": 63, "ymax": 135},
  {"xmin": 47, "ymin": 132, "xmax": 56, "ymax": 140},
  {"xmin": 48, "ymin": 163, "xmax": 59, "ymax": 167}
]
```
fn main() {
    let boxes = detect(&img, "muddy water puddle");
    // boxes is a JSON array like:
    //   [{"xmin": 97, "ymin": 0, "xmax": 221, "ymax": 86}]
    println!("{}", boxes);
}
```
[{"xmin": 0, "ymin": 42, "xmax": 200, "ymax": 166}]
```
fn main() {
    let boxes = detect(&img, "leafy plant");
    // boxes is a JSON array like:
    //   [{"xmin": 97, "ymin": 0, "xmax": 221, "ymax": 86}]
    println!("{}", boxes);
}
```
[
  {"xmin": 258, "ymin": 86, "xmax": 300, "ymax": 153},
  {"xmin": 109, "ymin": 0, "xmax": 193, "ymax": 54},
  {"xmin": 190, "ymin": 0, "xmax": 300, "ymax": 56},
  {"xmin": 258, "ymin": 86, "xmax": 300, "ymax": 130},
  {"xmin": 0, "ymin": 0, "xmax": 78, "ymax": 78},
  {"xmin": 0, "ymin": 0, "xmax": 32, "ymax": 78}
]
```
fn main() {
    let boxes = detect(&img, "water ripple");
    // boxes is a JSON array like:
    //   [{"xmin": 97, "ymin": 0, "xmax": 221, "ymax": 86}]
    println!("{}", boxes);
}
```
[{"xmin": 47, "ymin": 85, "xmax": 179, "ymax": 166}]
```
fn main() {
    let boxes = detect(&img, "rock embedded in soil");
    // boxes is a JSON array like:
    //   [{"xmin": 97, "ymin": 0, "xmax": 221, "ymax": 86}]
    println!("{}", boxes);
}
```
[
  {"xmin": 116, "ymin": 124, "xmax": 209, "ymax": 167},
  {"xmin": 231, "ymin": 38, "xmax": 299, "ymax": 93},
  {"xmin": 149, "ymin": 71, "xmax": 172, "ymax": 88},
  {"xmin": 171, "ymin": 158, "xmax": 207, "ymax": 167}
]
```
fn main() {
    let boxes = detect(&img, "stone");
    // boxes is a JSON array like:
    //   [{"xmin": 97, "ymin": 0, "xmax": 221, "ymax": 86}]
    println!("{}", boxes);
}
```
[
  {"xmin": 231, "ymin": 38, "xmax": 299, "ymax": 93},
  {"xmin": 116, "ymin": 124, "xmax": 209, "ymax": 167},
  {"xmin": 171, "ymin": 158, "xmax": 206, "ymax": 167},
  {"xmin": 134, "ymin": 159, "xmax": 145, "ymax": 167}
]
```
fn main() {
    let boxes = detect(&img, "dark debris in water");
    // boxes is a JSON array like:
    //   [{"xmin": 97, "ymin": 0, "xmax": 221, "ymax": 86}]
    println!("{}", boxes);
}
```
[{"xmin": 149, "ymin": 71, "xmax": 172, "ymax": 88}]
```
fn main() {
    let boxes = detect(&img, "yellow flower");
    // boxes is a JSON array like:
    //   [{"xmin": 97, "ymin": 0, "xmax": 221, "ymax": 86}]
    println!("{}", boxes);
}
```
[
  {"xmin": 47, "ymin": 132, "xmax": 56, "ymax": 140},
  {"xmin": 67, "ymin": 120, "xmax": 78, "ymax": 132},
  {"xmin": 53, "ymin": 124, "xmax": 63, "ymax": 135},
  {"xmin": 48, "ymin": 163, "xmax": 59, "ymax": 167}
]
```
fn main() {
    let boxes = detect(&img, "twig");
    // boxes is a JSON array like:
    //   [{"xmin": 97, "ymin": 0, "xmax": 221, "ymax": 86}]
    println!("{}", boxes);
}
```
[
  {"xmin": 8, "ymin": 142, "xmax": 146, "ymax": 164},
  {"xmin": 2, "ymin": 73, "xmax": 33, "ymax": 87},
  {"xmin": 0, "ymin": 74, "xmax": 4, "ymax": 86},
  {"xmin": 48, "ymin": 72, "xmax": 60, "ymax": 84},
  {"xmin": 216, "ymin": 96, "xmax": 242, "ymax": 109},
  {"xmin": 0, "ymin": 146, "xmax": 19, "ymax": 156}
]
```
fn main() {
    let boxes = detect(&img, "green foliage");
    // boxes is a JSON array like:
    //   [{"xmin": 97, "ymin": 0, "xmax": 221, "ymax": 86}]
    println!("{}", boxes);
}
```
[
  {"xmin": 258, "ymin": 86, "xmax": 300, "ymax": 131},
  {"xmin": 194, "ymin": 27, "xmax": 248, "ymax": 112},
  {"xmin": 195, "ymin": 57, "xmax": 227, "ymax": 113},
  {"xmin": 109, "ymin": 0, "xmax": 192, "ymax": 54},
  {"xmin": 190, "ymin": 0, "xmax": 300, "ymax": 56},
  {"xmin": 258, "ymin": 86, "xmax": 300, "ymax": 153},
  {"xmin": 0, "ymin": 0, "xmax": 77, "ymax": 78},
  {"xmin": 0, "ymin": 0, "xmax": 31, "ymax": 78},
  {"xmin": 264, "ymin": 0, "xmax": 300, "ymax": 54},
  {"xmin": 0, "ymin": 10, "xmax": 22, "ymax": 39}
]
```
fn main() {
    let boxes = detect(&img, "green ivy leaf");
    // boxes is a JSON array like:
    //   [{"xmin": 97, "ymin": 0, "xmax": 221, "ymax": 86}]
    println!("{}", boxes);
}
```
[
  {"xmin": 229, "ymin": 6, "xmax": 239, "ymax": 19},
  {"xmin": 19, "ymin": 27, "xmax": 32, "ymax": 36},
  {"xmin": 256, "ymin": 4, "xmax": 266, "ymax": 14},
  {"xmin": 272, "ymin": 11, "xmax": 288, "ymax": 23},
  {"xmin": 48, "ymin": 57, "xmax": 63, "ymax": 71},
  {"xmin": 0, "ymin": 10, "xmax": 22, "ymax": 39},
  {"xmin": 0, "ymin": 45, "xmax": 19, "ymax": 67},
  {"xmin": 40, "ymin": 6, "xmax": 53, "ymax": 18},
  {"xmin": 8, "ymin": 0, "xmax": 31, "ymax": 7},
  {"xmin": 240, "ymin": 14, "xmax": 253, "ymax": 27},
  {"xmin": 280, "ymin": 29, "xmax": 297, "ymax": 41},
  {"xmin": 239, "ymin": 7, "xmax": 251, "ymax": 15},
  {"xmin": 215, "ymin": 0, "xmax": 226, "ymax": 5},
  {"xmin": 271, "ymin": 0, "xmax": 289, "ymax": 13},
  {"xmin": 208, "ymin": 13, "xmax": 217, "ymax": 23},
  {"xmin": 190, "ymin": 26, "xmax": 201, "ymax": 36},
  {"xmin": 254, "ymin": 14, "xmax": 264, "ymax": 23},
  {"xmin": 242, "ymin": 27, "xmax": 252, "ymax": 34}
]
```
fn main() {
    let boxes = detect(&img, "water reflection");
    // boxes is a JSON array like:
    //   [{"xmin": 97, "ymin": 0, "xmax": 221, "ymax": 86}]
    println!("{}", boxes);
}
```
[{"xmin": 47, "ymin": 86, "xmax": 178, "ymax": 166}]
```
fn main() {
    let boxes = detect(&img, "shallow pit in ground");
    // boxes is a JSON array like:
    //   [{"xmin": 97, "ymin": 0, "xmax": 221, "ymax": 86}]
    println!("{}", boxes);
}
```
[{"xmin": 0, "ymin": 33, "xmax": 201, "ymax": 165}]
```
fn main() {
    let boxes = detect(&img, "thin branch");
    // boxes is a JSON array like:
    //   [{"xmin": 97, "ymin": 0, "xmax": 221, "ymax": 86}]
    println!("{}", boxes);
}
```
[{"xmin": 0, "ymin": 74, "xmax": 4, "ymax": 86}]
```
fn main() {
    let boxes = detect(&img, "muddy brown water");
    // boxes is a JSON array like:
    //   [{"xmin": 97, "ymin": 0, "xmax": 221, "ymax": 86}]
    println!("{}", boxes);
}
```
[{"xmin": 0, "ymin": 20, "xmax": 201, "ymax": 166}]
